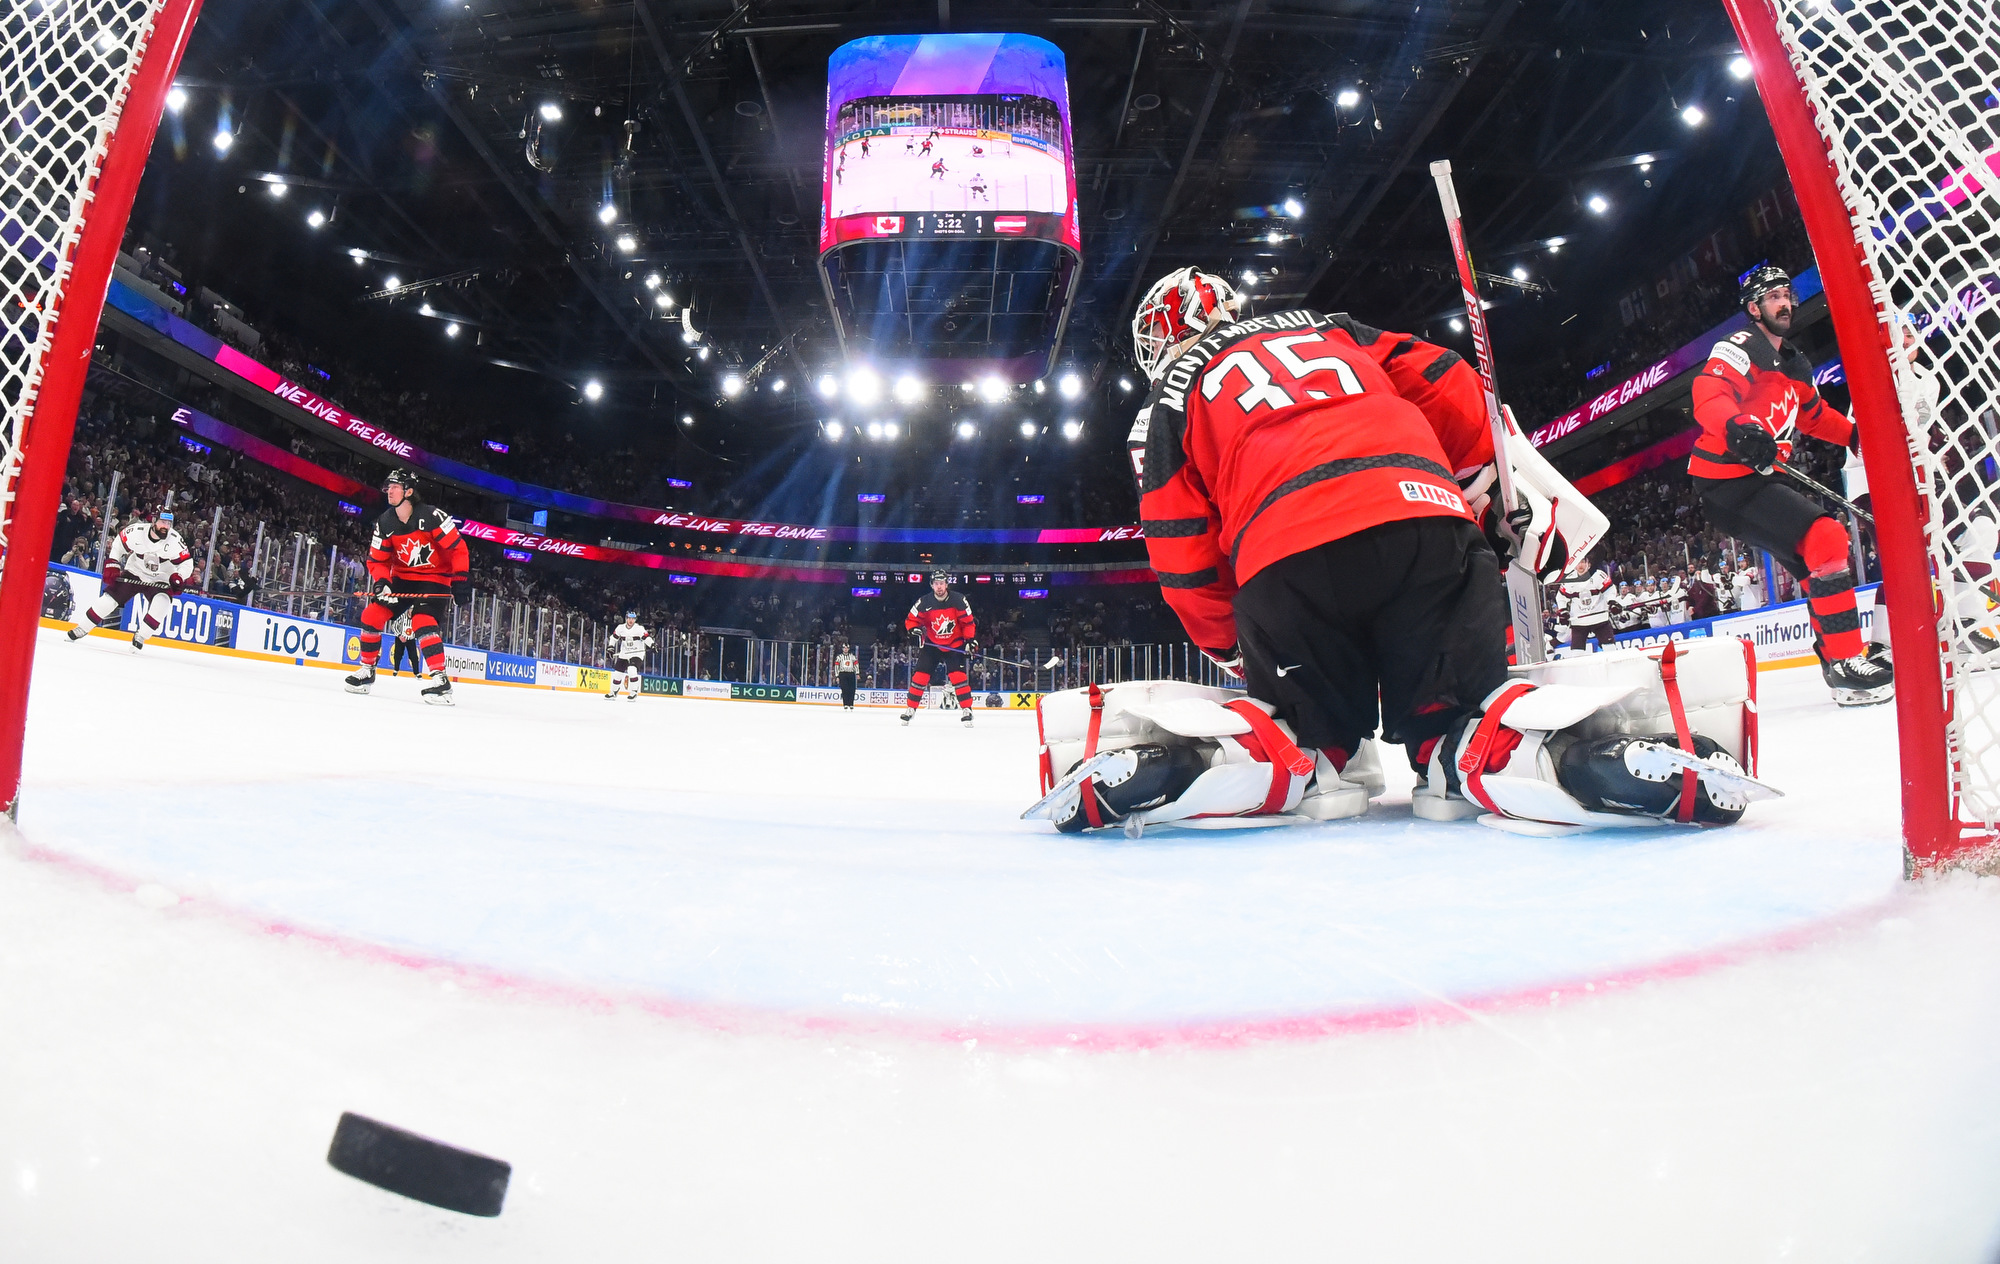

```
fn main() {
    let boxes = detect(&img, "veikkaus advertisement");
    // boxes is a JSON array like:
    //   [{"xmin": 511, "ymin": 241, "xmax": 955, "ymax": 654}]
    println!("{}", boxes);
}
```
[
  {"xmin": 234, "ymin": 608, "xmax": 352, "ymax": 663},
  {"xmin": 485, "ymin": 653, "xmax": 538, "ymax": 684}
]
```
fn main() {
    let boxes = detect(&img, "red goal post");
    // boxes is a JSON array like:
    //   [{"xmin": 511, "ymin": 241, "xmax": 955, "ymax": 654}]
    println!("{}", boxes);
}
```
[
  {"xmin": 1724, "ymin": 0, "xmax": 2000, "ymax": 871},
  {"xmin": 0, "ymin": 0, "xmax": 203, "ymax": 817}
]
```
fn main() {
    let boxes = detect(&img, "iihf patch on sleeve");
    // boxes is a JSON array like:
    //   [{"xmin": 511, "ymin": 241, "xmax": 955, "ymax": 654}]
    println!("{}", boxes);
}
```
[
  {"xmin": 1710, "ymin": 340, "xmax": 1753, "ymax": 376},
  {"xmin": 1399, "ymin": 481, "xmax": 1466, "ymax": 512}
]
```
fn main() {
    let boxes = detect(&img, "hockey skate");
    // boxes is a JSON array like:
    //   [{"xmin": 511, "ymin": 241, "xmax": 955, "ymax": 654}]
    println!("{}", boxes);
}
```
[
  {"xmin": 960, "ymin": 710, "xmax": 974, "ymax": 725},
  {"xmin": 1821, "ymin": 650, "xmax": 1894, "ymax": 707},
  {"xmin": 421, "ymin": 671, "xmax": 455, "ymax": 706},
  {"xmin": 899, "ymin": 708, "xmax": 914, "ymax": 724},
  {"xmin": 65, "ymin": 623, "xmax": 92, "ymax": 643},
  {"xmin": 344, "ymin": 665, "xmax": 376, "ymax": 695},
  {"xmin": 129, "ymin": 632, "xmax": 146, "ymax": 651}
]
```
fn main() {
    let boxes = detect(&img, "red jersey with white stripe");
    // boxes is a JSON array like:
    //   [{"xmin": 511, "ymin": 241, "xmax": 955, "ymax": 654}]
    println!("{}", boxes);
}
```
[
  {"xmin": 905, "ymin": 591, "xmax": 976, "ymax": 649},
  {"xmin": 1688, "ymin": 326, "xmax": 1853, "ymax": 480},
  {"xmin": 367, "ymin": 504, "xmax": 468, "ymax": 598},
  {"xmin": 1128, "ymin": 309, "xmax": 1494, "ymax": 650}
]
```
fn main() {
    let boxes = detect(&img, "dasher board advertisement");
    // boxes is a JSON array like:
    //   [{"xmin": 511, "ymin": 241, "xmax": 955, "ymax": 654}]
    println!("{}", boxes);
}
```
[{"xmin": 821, "ymin": 34, "xmax": 1078, "ymax": 253}]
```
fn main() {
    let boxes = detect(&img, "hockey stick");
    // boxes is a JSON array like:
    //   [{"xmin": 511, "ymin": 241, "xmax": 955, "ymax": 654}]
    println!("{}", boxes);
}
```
[
  {"xmin": 979, "ymin": 650, "xmax": 1065, "ymax": 671},
  {"xmin": 1430, "ymin": 160, "xmax": 1547, "ymax": 664},
  {"xmin": 1773, "ymin": 461, "xmax": 1876, "ymax": 527}
]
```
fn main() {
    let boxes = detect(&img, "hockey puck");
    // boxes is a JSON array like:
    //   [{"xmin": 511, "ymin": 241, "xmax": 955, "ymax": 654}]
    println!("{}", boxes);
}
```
[{"xmin": 326, "ymin": 1111, "xmax": 510, "ymax": 1217}]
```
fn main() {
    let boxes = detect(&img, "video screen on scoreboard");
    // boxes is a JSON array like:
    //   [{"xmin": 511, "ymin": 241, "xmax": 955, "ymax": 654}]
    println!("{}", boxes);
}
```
[{"xmin": 821, "ymin": 33, "xmax": 1079, "ymax": 254}]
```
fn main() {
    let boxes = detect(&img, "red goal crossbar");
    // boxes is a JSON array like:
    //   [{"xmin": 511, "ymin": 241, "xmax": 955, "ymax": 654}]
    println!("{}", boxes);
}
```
[{"xmin": 0, "ymin": 0, "xmax": 205, "ymax": 816}]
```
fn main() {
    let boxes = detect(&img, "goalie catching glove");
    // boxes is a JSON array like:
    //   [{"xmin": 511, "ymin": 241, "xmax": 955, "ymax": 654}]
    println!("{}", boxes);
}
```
[{"xmin": 1457, "ymin": 405, "xmax": 1610, "ymax": 583}]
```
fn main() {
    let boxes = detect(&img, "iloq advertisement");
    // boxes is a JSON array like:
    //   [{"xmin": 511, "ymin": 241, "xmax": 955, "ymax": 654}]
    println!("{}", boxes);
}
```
[{"xmin": 233, "ymin": 608, "xmax": 349, "ymax": 662}]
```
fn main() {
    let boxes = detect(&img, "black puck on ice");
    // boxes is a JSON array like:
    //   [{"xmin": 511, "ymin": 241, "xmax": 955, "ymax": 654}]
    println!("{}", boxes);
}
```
[{"xmin": 326, "ymin": 1111, "xmax": 511, "ymax": 1217}]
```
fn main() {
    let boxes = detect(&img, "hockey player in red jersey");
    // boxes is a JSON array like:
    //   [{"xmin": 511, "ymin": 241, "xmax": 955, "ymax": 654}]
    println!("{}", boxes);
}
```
[
  {"xmin": 1687, "ymin": 265, "xmax": 1891, "ymax": 706},
  {"xmin": 344, "ymin": 468, "xmax": 468, "ymax": 705},
  {"xmin": 902, "ymin": 570, "xmax": 978, "ymax": 725},
  {"xmin": 1127, "ymin": 265, "xmax": 1513, "ymax": 818}
]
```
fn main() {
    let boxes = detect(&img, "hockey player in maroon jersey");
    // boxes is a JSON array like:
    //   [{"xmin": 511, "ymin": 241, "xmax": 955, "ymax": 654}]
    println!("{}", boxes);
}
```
[
  {"xmin": 1127, "ymin": 265, "xmax": 1514, "ymax": 819},
  {"xmin": 343, "ymin": 468, "xmax": 468, "ymax": 705},
  {"xmin": 902, "ymin": 570, "xmax": 978, "ymax": 725},
  {"xmin": 1687, "ymin": 265, "xmax": 1892, "ymax": 706}
]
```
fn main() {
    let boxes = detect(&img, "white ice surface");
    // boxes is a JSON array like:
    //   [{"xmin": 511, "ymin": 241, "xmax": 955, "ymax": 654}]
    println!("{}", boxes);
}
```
[{"xmin": 5, "ymin": 627, "xmax": 2000, "ymax": 1260}]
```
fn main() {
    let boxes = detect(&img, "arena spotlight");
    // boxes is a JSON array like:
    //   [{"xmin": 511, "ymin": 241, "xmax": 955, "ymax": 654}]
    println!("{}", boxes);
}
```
[
  {"xmin": 824, "ymin": 421, "xmax": 844, "ymax": 440},
  {"xmin": 846, "ymin": 367, "xmax": 882, "ymax": 406},
  {"xmin": 615, "ymin": 234, "xmax": 637, "ymax": 253},
  {"xmin": 883, "ymin": 421, "xmax": 900, "ymax": 440},
  {"xmin": 644, "ymin": 273, "xmax": 661, "ymax": 289},
  {"xmin": 211, "ymin": 129, "xmax": 232, "ymax": 153},
  {"xmin": 445, "ymin": 322, "xmax": 460, "ymax": 338},
  {"xmin": 583, "ymin": 379, "xmax": 605, "ymax": 402},
  {"xmin": 306, "ymin": 209, "xmax": 326, "ymax": 229},
  {"xmin": 770, "ymin": 378, "xmax": 786, "ymax": 393},
  {"xmin": 348, "ymin": 248, "xmax": 366, "ymax": 264},
  {"xmin": 1032, "ymin": 379, "xmax": 1046, "ymax": 395},
  {"xmin": 383, "ymin": 275, "xmax": 402, "ymax": 291},
  {"xmin": 817, "ymin": 374, "xmax": 840, "ymax": 399},
  {"xmin": 1450, "ymin": 318, "xmax": 1466, "ymax": 333},
  {"xmin": 1118, "ymin": 377, "xmax": 1134, "ymax": 392},
  {"xmin": 1334, "ymin": 89, "xmax": 1361, "ymax": 109},
  {"xmin": 1511, "ymin": 266, "xmax": 1528, "ymax": 281},
  {"xmin": 597, "ymin": 202, "xmax": 618, "ymax": 225},
  {"xmin": 697, "ymin": 347, "xmax": 710, "ymax": 361},
  {"xmin": 1681, "ymin": 104, "xmax": 1706, "ymax": 127},
  {"xmin": 977, "ymin": 376, "xmax": 1007, "ymax": 403},
  {"xmin": 1062, "ymin": 419, "xmax": 1082, "ymax": 440},
  {"xmin": 681, "ymin": 414, "xmax": 694, "ymax": 426},
  {"xmin": 654, "ymin": 293, "xmax": 671, "ymax": 309},
  {"xmin": 268, "ymin": 181, "xmax": 287, "ymax": 198},
  {"xmin": 1019, "ymin": 420, "xmax": 1037, "ymax": 438},
  {"xmin": 721, "ymin": 373, "xmax": 744, "ymax": 397},
  {"xmin": 956, "ymin": 421, "xmax": 977, "ymax": 439},
  {"xmin": 893, "ymin": 374, "xmax": 923, "ymax": 404},
  {"xmin": 539, "ymin": 101, "xmax": 563, "ymax": 122},
  {"xmin": 419, "ymin": 302, "xmax": 434, "ymax": 316},
  {"xmin": 1058, "ymin": 373, "xmax": 1083, "ymax": 399},
  {"xmin": 1283, "ymin": 197, "xmax": 1305, "ymax": 218},
  {"xmin": 165, "ymin": 86, "xmax": 188, "ymax": 114},
  {"xmin": 961, "ymin": 381, "xmax": 977, "ymax": 394},
  {"xmin": 1729, "ymin": 55, "xmax": 1752, "ymax": 80},
  {"xmin": 867, "ymin": 421, "xmax": 884, "ymax": 440},
  {"xmin": 1586, "ymin": 194, "xmax": 1610, "ymax": 214}
]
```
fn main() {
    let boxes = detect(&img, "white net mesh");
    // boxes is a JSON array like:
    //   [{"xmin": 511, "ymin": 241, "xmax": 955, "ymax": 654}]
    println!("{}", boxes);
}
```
[
  {"xmin": 1768, "ymin": 0, "xmax": 2000, "ymax": 840},
  {"xmin": 1, "ymin": 0, "xmax": 171, "ymax": 554}
]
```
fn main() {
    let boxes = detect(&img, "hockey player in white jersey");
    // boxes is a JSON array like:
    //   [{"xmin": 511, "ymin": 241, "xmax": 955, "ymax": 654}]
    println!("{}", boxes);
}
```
[
  {"xmin": 1555, "ymin": 556, "xmax": 1613, "ymax": 653},
  {"xmin": 606, "ymin": 612, "xmax": 653, "ymax": 699},
  {"xmin": 66, "ymin": 510, "xmax": 194, "ymax": 650}
]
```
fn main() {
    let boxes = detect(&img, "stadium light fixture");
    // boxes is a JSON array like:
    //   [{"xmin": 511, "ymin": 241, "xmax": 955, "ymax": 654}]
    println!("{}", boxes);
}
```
[
  {"xmin": 1118, "ymin": 377, "xmax": 1134, "ymax": 392},
  {"xmin": 1587, "ymin": 194, "xmax": 1610, "ymax": 214},
  {"xmin": 419, "ymin": 302, "xmax": 434, "ymax": 315},
  {"xmin": 825, "ymin": 421, "xmax": 844, "ymax": 440},
  {"xmin": 383, "ymin": 275, "xmax": 401, "ymax": 291},
  {"xmin": 348, "ymin": 247, "xmax": 366, "ymax": 264},
  {"xmin": 817, "ymin": 374, "xmax": 840, "ymax": 399},
  {"xmin": 1546, "ymin": 236, "xmax": 1567, "ymax": 249},
  {"xmin": 1450, "ymin": 318, "xmax": 1466, "ymax": 333},
  {"xmin": 1511, "ymin": 266, "xmax": 1528, "ymax": 281},
  {"xmin": 770, "ymin": 377, "xmax": 786, "ymax": 393},
  {"xmin": 1681, "ymin": 104, "xmax": 1705, "ymax": 127},
  {"xmin": 697, "ymin": 347, "xmax": 710, "ymax": 361},
  {"xmin": 597, "ymin": 202, "xmax": 618, "ymax": 225},
  {"xmin": 866, "ymin": 421, "xmax": 884, "ymax": 440},
  {"xmin": 1058, "ymin": 373, "xmax": 1082, "ymax": 399},
  {"xmin": 1334, "ymin": 89, "xmax": 1360, "ymax": 109},
  {"xmin": 1019, "ymin": 420, "xmax": 1037, "ymax": 438},
  {"xmin": 978, "ymin": 376, "xmax": 1008, "ymax": 403},
  {"xmin": 1283, "ymin": 197, "xmax": 1305, "ymax": 218},
  {"xmin": 644, "ymin": 273, "xmax": 661, "ymax": 289},
  {"xmin": 583, "ymin": 379, "xmax": 604, "ymax": 402},
  {"xmin": 211, "ymin": 129, "xmax": 232, "ymax": 153},
  {"xmin": 956, "ymin": 421, "xmax": 977, "ymax": 439},
  {"xmin": 615, "ymin": 234, "xmax": 636, "ymax": 253},
  {"xmin": 961, "ymin": 381, "xmax": 977, "ymax": 394},
  {"xmin": 1267, "ymin": 231, "xmax": 1282, "ymax": 245},
  {"xmin": 539, "ymin": 101, "xmax": 563, "ymax": 122},
  {"xmin": 883, "ymin": 421, "xmax": 900, "ymax": 440},
  {"xmin": 165, "ymin": 86, "xmax": 188, "ymax": 114},
  {"xmin": 654, "ymin": 293, "xmax": 671, "ymax": 309},
  {"xmin": 1032, "ymin": 379, "xmax": 1046, "ymax": 395},
  {"xmin": 847, "ymin": 367, "xmax": 882, "ymax": 406},
  {"xmin": 1062, "ymin": 420, "xmax": 1082, "ymax": 440},
  {"xmin": 681, "ymin": 414, "xmax": 694, "ymax": 426},
  {"xmin": 893, "ymin": 374, "xmax": 924, "ymax": 404},
  {"xmin": 1240, "ymin": 272, "xmax": 1257, "ymax": 285},
  {"xmin": 306, "ymin": 209, "xmax": 326, "ymax": 229},
  {"xmin": 721, "ymin": 373, "xmax": 744, "ymax": 397},
  {"xmin": 268, "ymin": 181, "xmax": 287, "ymax": 198},
  {"xmin": 445, "ymin": 322, "xmax": 460, "ymax": 338},
  {"xmin": 1729, "ymin": 55, "xmax": 1752, "ymax": 80}
]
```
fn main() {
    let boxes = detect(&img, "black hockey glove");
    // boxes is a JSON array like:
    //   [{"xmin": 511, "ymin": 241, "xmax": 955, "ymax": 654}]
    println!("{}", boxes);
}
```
[
  {"xmin": 908, "ymin": 625, "xmax": 925, "ymax": 644},
  {"xmin": 1725, "ymin": 418, "xmax": 1779, "ymax": 470},
  {"xmin": 452, "ymin": 578, "xmax": 472, "ymax": 607},
  {"xmin": 374, "ymin": 580, "xmax": 399, "ymax": 607},
  {"xmin": 964, "ymin": 639, "xmax": 981, "ymax": 656}
]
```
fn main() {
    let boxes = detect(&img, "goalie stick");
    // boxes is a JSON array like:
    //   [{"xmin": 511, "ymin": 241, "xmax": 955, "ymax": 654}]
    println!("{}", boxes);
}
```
[{"xmin": 1430, "ymin": 159, "xmax": 1548, "ymax": 664}]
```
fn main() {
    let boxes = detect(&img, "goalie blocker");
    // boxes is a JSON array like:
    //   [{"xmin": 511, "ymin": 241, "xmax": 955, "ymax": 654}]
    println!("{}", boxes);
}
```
[{"xmin": 1025, "ymin": 639, "xmax": 1772, "ymax": 836}]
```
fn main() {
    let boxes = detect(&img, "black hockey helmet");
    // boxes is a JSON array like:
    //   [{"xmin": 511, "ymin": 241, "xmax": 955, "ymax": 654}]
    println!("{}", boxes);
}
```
[
  {"xmin": 930, "ymin": 568, "xmax": 949, "ymax": 585},
  {"xmin": 1738, "ymin": 264, "xmax": 1791, "ymax": 311},
  {"xmin": 382, "ymin": 466, "xmax": 419, "ymax": 494}
]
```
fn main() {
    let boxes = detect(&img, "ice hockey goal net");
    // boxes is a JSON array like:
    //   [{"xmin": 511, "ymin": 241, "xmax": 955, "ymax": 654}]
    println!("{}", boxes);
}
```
[
  {"xmin": 1726, "ymin": 0, "xmax": 2000, "ymax": 871},
  {"xmin": 0, "ymin": 0, "xmax": 202, "ymax": 815}
]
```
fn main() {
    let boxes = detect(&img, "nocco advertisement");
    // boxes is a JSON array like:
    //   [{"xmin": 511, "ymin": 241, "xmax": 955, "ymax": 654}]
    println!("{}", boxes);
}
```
[{"xmin": 821, "ymin": 33, "xmax": 1079, "ymax": 252}]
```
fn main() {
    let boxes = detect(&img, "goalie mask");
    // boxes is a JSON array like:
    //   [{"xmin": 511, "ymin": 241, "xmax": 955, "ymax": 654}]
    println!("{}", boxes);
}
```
[{"xmin": 1132, "ymin": 267, "xmax": 1245, "ymax": 382}]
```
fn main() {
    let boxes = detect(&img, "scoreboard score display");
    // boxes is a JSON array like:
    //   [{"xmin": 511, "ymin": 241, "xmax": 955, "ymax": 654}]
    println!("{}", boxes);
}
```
[{"xmin": 820, "ymin": 33, "xmax": 1080, "ymax": 254}]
